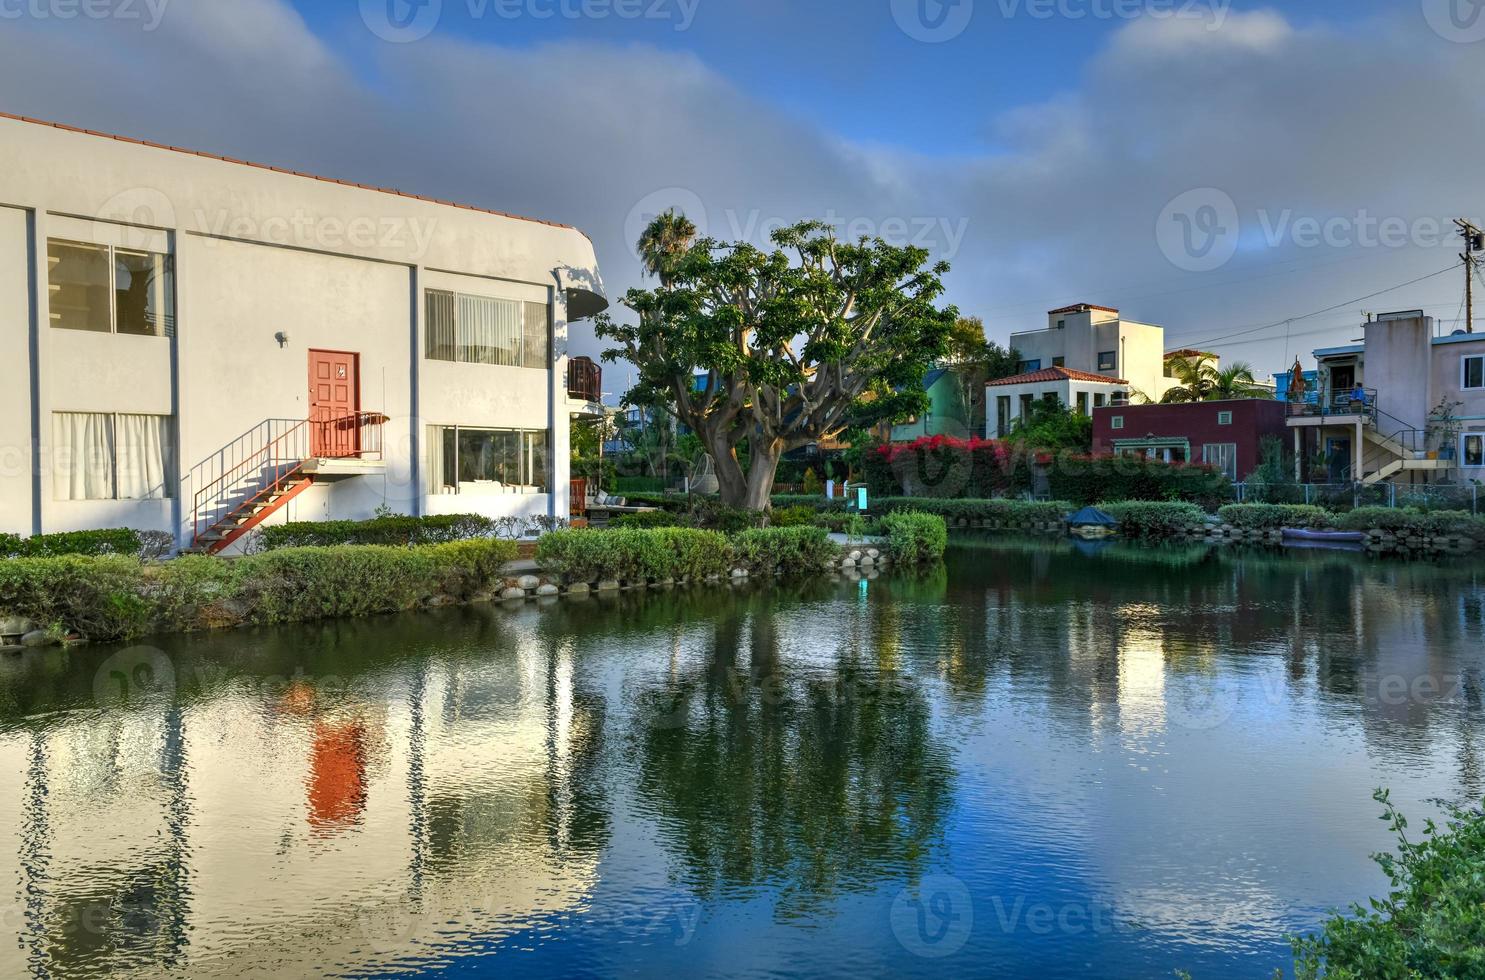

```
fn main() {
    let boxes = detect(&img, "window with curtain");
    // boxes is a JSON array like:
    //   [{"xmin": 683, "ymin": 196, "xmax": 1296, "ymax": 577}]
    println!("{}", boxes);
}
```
[
  {"xmin": 425, "ymin": 289, "xmax": 549, "ymax": 368},
  {"xmin": 48, "ymin": 239, "xmax": 175, "ymax": 337},
  {"xmin": 53, "ymin": 412, "xmax": 175, "ymax": 500},
  {"xmin": 427, "ymin": 426, "xmax": 550, "ymax": 494},
  {"xmin": 1203, "ymin": 443, "xmax": 1239, "ymax": 481}
]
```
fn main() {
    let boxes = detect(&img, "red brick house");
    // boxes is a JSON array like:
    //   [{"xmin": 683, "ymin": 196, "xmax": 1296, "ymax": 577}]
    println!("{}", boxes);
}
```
[{"xmin": 1091, "ymin": 399, "xmax": 1288, "ymax": 481}]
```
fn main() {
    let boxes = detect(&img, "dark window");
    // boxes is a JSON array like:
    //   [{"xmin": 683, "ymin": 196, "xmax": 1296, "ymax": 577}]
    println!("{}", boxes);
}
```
[{"xmin": 1098, "ymin": 351, "xmax": 1117, "ymax": 372}]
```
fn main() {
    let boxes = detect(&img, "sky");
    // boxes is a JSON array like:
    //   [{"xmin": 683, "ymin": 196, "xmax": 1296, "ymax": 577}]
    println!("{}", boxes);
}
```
[{"xmin": 2, "ymin": 0, "xmax": 1483, "ymax": 393}]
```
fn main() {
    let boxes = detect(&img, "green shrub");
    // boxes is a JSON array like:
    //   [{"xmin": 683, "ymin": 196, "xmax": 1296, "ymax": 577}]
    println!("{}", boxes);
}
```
[
  {"xmin": 614, "ymin": 476, "xmax": 666, "ymax": 495},
  {"xmin": 769, "ymin": 505, "xmax": 820, "ymax": 528},
  {"xmin": 257, "ymin": 514, "xmax": 495, "ymax": 549},
  {"xmin": 879, "ymin": 511, "xmax": 949, "ymax": 564},
  {"xmin": 1099, "ymin": 501, "xmax": 1206, "ymax": 540},
  {"xmin": 610, "ymin": 511, "xmax": 688, "ymax": 530},
  {"xmin": 1047, "ymin": 453, "xmax": 1233, "ymax": 509},
  {"xmin": 1291, "ymin": 789, "xmax": 1485, "ymax": 979},
  {"xmin": 1333, "ymin": 507, "xmax": 1485, "ymax": 540},
  {"xmin": 1218, "ymin": 504, "xmax": 1335, "ymax": 531},
  {"xmin": 537, "ymin": 528, "xmax": 732, "ymax": 583},
  {"xmin": 731, "ymin": 526, "xmax": 838, "ymax": 575},
  {"xmin": 0, "ymin": 540, "xmax": 516, "ymax": 642},
  {"xmin": 0, "ymin": 528, "xmax": 144, "ymax": 559}
]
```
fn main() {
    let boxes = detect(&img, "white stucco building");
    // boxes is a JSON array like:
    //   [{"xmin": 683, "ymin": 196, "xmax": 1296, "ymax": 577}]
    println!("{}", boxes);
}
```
[
  {"xmin": 0, "ymin": 112, "xmax": 607, "ymax": 551},
  {"xmin": 1006, "ymin": 303, "xmax": 1180, "ymax": 404}
]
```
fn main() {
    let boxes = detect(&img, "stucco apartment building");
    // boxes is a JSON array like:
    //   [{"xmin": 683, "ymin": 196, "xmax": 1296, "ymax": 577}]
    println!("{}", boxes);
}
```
[
  {"xmin": 1287, "ymin": 310, "xmax": 1485, "ymax": 485},
  {"xmin": 0, "ymin": 112, "xmax": 608, "ymax": 551}
]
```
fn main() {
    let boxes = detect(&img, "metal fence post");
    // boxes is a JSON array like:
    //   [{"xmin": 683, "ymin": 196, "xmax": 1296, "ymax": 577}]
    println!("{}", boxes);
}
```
[{"xmin": 1389, "ymin": 483, "xmax": 1396, "ymax": 509}]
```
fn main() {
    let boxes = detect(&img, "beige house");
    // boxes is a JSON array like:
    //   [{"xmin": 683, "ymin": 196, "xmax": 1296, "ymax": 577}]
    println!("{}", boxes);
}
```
[
  {"xmin": 1286, "ymin": 310, "xmax": 1485, "ymax": 485},
  {"xmin": 1006, "ymin": 303, "xmax": 1181, "ymax": 404},
  {"xmin": 0, "ymin": 112, "xmax": 608, "ymax": 551}
]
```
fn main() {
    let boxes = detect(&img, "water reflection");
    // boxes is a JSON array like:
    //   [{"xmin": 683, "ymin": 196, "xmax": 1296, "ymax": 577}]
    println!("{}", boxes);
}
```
[{"xmin": 0, "ymin": 542, "xmax": 1479, "ymax": 978}]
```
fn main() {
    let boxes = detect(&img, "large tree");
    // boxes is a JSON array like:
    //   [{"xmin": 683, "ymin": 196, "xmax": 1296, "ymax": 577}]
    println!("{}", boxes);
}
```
[
  {"xmin": 941, "ymin": 315, "xmax": 1020, "ymax": 436},
  {"xmin": 1161, "ymin": 355, "xmax": 1272, "ymax": 403},
  {"xmin": 597, "ymin": 215, "xmax": 957, "ymax": 510}
]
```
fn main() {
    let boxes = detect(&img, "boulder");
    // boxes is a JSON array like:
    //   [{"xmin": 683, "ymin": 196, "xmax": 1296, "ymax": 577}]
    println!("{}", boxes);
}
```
[
  {"xmin": 859, "ymin": 556, "xmax": 875, "ymax": 567},
  {"xmin": 536, "ymin": 584, "xmax": 560, "ymax": 597},
  {"xmin": 517, "ymin": 575, "xmax": 541, "ymax": 591},
  {"xmin": 841, "ymin": 556, "xmax": 857, "ymax": 569},
  {"xmin": 866, "ymin": 548, "xmax": 880, "ymax": 560},
  {"xmin": 596, "ymin": 580, "xmax": 621, "ymax": 592},
  {"xmin": 0, "ymin": 616, "xmax": 34, "ymax": 637},
  {"xmin": 730, "ymin": 568, "xmax": 748, "ymax": 579},
  {"xmin": 848, "ymin": 550, "xmax": 863, "ymax": 562},
  {"xmin": 566, "ymin": 583, "xmax": 591, "ymax": 595},
  {"xmin": 20, "ymin": 630, "xmax": 57, "ymax": 648},
  {"xmin": 500, "ymin": 587, "xmax": 528, "ymax": 601}
]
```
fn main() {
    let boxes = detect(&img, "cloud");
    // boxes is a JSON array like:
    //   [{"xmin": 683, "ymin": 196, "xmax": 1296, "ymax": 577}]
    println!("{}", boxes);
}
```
[{"xmin": 1, "ymin": 2, "xmax": 1482, "ymax": 371}]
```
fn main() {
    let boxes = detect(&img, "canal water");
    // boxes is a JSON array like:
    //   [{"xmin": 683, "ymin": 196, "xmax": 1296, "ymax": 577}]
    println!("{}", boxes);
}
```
[{"xmin": 2, "ymin": 537, "xmax": 1483, "ymax": 978}]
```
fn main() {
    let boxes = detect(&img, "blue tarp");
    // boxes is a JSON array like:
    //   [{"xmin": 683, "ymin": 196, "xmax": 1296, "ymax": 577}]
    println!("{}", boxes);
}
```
[{"xmin": 1067, "ymin": 507, "xmax": 1119, "ymax": 528}]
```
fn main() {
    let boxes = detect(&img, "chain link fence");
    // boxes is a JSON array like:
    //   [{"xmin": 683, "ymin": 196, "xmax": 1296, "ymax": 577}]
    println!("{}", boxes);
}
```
[{"xmin": 1233, "ymin": 483, "xmax": 1481, "ymax": 513}]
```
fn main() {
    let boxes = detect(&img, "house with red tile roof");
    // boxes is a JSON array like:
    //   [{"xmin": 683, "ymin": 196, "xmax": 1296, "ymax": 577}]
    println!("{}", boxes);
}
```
[{"xmin": 986, "ymin": 365, "xmax": 1131, "ymax": 437}]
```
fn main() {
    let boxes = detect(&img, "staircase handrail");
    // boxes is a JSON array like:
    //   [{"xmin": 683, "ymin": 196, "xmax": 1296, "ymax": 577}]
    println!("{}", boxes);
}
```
[{"xmin": 192, "ymin": 418, "xmax": 311, "ymax": 541}]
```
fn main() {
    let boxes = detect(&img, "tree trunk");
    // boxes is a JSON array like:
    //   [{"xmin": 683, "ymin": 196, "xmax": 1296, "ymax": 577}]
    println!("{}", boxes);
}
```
[
  {"xmin": 740, "ymin": 438, "xmax": 783, "ymax": 512},
  {"xmin": 704, "ymin": 428, "xmax": 749, "ymax": 508}
]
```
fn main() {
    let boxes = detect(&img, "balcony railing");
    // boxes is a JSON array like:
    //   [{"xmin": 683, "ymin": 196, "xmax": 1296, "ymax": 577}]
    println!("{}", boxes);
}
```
[
  {"xmin": 568, "ymin": 356, "xmax": 602, "ymax": 402},
  {"xmin": 1286, "ymin": 387, "xmax": 1378, "ymax": 422}
]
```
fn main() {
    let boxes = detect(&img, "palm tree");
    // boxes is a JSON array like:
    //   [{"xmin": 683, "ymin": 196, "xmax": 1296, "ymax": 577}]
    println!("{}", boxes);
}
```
[
  {"xmin": 636, "ymin": 209, "xmax": 697, "ymax": 286},
  {"xmin": 1160, "ymin": 356, "xmax": 1273, "ymax": 403},
  {"xmin": 1210, "ymin": 361, "xmax": 1272, "ymax": 400}
]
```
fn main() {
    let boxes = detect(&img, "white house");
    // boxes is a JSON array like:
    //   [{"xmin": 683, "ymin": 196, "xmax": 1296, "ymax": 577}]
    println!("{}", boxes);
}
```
[
  {"xmin": 1006, "ymin": 303, "xmax": 1180, "ymax": 403},
  {"xmin": 986, "ymin": 366, "xmax": 1130, "ymax": 437},
  {"xmin": 0, "ymin": 112, "xmax": 608, "ymax": 551}
]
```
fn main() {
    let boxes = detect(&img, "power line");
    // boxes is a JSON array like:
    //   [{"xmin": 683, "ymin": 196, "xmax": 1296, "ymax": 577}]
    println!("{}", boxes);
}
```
[{"xmin": 1165, "ymin": 261, "xmax": 1462, "ymax": 353}]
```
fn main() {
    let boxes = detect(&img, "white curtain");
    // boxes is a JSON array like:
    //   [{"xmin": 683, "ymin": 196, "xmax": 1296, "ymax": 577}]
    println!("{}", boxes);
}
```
[
  {"xmin": 427, "ymin": 425, "xmax": 446, "ymax": 495},
  {"xmin": 457, "ymin": 294, "xmax": 522, "ymax": 366},
  {"xmin": 53, "ymin": 412, "xmax": 115, "ymax": 501},
  {"xmin": 116, "ymin": 414, "xmax": 174, "ymax": 499},
  {"xmin": 426, "ymin": 290, "xmax": 456, "ymax": 360}
]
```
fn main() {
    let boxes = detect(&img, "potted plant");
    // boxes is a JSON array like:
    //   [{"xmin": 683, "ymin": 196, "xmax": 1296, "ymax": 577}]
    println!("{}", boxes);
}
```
[{"xmin": 1429, "ymin": 399, "xmax": 1464, "ymax": 461}]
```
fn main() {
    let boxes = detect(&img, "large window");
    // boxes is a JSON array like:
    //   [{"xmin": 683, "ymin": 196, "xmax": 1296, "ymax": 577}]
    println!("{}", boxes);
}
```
[
  {"xmin": 1098, "ymin": 351, "xmax": 1118, "ymax": 372},
  {"xmin": 428, "ymin": 426, "xmax": 549, "ymax": 495},
  {"xmin": 1464, "ymin": 434, "xmax": 1484, "ymax": 468},
  {"xmin": 1464, "ymin": 355, "xmax": 1484, "ymax": 391},
  {"xmin": 48, "ymin": 240, "xmax": 175, "ymax": 337},
  {"xmin": 1203, "ymin": 443, "xmax": 1238, "ymax": 481},
  {"xmin": 52, "ymin": 412, "xmax": 176, "ymax": 500},
  {"xmin": 426, "ymin": 290, "xmax": 548, "ymax": 368}
]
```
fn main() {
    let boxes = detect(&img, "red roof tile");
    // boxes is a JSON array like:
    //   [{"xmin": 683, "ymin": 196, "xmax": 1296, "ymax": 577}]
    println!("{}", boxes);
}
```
[
  {"xmin": 0, "ymin": 110, "xmax": 578, "ymax": 233},
  {"xmin": 986, "ymin": 365, "xmax": 1129, "ymax": 387}
]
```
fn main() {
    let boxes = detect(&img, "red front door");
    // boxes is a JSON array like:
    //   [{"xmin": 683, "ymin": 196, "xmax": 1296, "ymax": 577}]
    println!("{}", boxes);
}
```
[{"xmin": 309, "ymin": 350, "xmax": 360, "ymax": 458}]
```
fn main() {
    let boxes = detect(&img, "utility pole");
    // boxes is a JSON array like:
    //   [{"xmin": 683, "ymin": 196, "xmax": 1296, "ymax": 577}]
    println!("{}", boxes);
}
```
[{"xmin": 1456, "ymin": 219, "xmax": 1483, "ymax": 333}]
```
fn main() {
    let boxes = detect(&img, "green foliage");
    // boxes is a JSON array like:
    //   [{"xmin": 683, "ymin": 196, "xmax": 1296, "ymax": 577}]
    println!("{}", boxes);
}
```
[
  {"xmin": 0, "ymin": 540, "xmax": 517, "ymax": 642},
  {"xmin": 1291, "ymin": 790, "xmax": 1485, "ymax": 979},
  {"xmin": 879, "ymin": 511, "xmax": 949, "ymax": 564},
  {"xmin": 597, "ymin": 217, "xmax": 958, "ymax": 509},
  {"xmin": 610, "ymin": 511, "xmax": 688, "ymax": 530},
  {"xmin": 0, "ymin": 528, "xmax": 144, "ymax": 559},
  {"xmin": 1046, "ymin": 453, "xmax": 1232, "ymax": 509},
  {"xmin": 1006, "ymin": 399, "xmax": 1094, "ymax": 452},
  {"xmin": 1161, "ymin": 354, "xmax": 1272, "ymax": 403},
  {"xmin": 732, "ymin": 526, "xmax": 839, "ymax": 575},
  {"xmin": 1219, "ymin": 504, "xmax": 1335, "ymax": 530},
  {"xmin": 1333, "ymin": 508, "xmax": 1485, "ymax": 539},
  {"xmin": 257, "ymin": 514, "xmax": 496, "ymax": 550},
  {"xmin": 768, "ymin": 495, "xmax": 1070, "ymax": 527},
  {"xmin": 1242, "ymin": 436, "xmax": 1301, "ymax": 502},
  {"xmin": 615, "ymin": 476, "xmax": 667, "ymax": 494},
  {"xmin": 769, "ymin": 505, "xmax": 820, "ymax": 528},
  {"xmin": 1098, "ymin": 501, "xmax": 1207, "ymax": 540}
]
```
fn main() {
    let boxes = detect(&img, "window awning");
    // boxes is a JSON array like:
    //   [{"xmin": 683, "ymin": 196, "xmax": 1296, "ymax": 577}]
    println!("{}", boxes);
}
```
[{"xmin": 1113, "ymin": 437, "xmax": 1191, "ymax": 452}]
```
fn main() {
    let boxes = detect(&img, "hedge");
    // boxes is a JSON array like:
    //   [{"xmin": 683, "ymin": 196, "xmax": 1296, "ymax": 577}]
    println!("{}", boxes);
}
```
[
  {"xmin": 1098, "ymin": 501, "xmax": 1207, "ymax": 540},
  {"xmin": 257, "ymin": 514, "xmax": 497, "ymax": 549},
  {"xmin": 1218, "ymin": 504, "xmax": 1334, "ymax": 531},
  {"xmin": 1047, "ymin": 453, "xmax": 1232, "ymax": 509},
  {"xmin": 537, "ymin": 526, "xmax": 838, "ymax": 583},
  {"xmin": 1333, "ymin": 508, "xmax": 1485, "ymax": 540},
  {"xmin": 1, "ymin": 528, "xmax": 144, "ymax": 559},
  {"xmin": 867, "ymin": 436, "xmax": 1035, "ymax": 499},
  {"xmin": 0, "ymin": 539, "xmax": 518, "ymax": 642},
  {"xmin": 879, "ymin": 512, "xmax": 949, "ymax": 564}
]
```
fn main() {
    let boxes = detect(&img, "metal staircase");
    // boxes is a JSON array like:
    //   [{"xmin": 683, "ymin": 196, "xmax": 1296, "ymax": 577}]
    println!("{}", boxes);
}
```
[{"xmin": 188, "ymin": 413, "xmax": 385, "ymax": 554}]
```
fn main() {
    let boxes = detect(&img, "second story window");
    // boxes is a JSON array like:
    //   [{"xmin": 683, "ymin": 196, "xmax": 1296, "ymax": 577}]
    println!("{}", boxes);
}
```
[
  {"xmin": 48, "ymin": 240, "xmax": 175, "ymax": 337},
  {"xmin": 1098, "ymin": 351, "xmax": 1117, "ymax": 372},
  {"xmin": 426, "ymin": 289, "xmax": 549, "ymax": 368},
  {"xmin": 1464, "ymin": 355, "xmax": 1484, "ymax": 390}
]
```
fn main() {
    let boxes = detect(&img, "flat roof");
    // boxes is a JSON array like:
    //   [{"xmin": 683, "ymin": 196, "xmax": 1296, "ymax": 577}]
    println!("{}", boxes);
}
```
[{"xmin": 0, "ymin": 109, "xmax": 578, "ymax": 233}]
